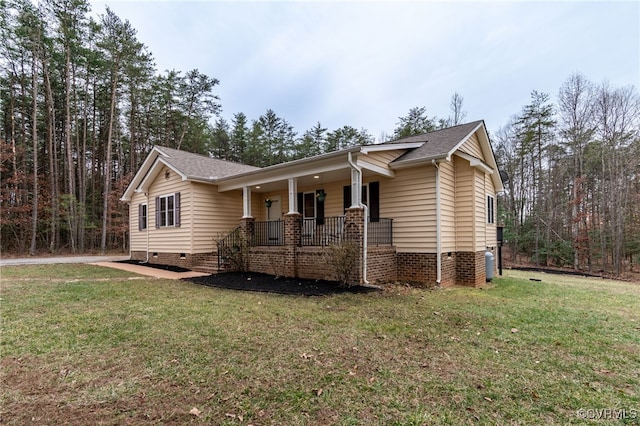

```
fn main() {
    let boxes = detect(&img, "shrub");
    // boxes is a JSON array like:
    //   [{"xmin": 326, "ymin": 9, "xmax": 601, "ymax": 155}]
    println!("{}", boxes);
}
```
[{"xmin": 322, "ymin": 240, "xmax": 360, "ymax": 287}]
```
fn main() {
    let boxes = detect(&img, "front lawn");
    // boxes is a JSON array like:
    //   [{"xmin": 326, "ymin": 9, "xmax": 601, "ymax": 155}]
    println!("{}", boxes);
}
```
[{"xmin": 1, "ymin": 265, "xmax": 638, "ymax": 425}]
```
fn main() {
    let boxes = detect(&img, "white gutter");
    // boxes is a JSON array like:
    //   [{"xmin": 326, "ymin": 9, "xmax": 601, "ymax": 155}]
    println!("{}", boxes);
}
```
[
  {"xmin": 144, "ymin": 192, "xmax": 150, "ymax": 263},
  {"xmin": 432, "ymin": 159, "xmax": 442, "ymax": 285},
  {"xmin": 347, "ymin": 152, "xmax": 369, "ymax": 285}
]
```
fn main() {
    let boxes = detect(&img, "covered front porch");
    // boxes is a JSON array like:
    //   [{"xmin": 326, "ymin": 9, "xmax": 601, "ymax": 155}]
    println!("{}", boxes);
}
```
[
  {"xmin": 213, "ymin": 149, "xmax": 401, "ymax": 284},
  {"xmin": 246, "ymin": 216, "xmax": 393, "ymax": 247}
]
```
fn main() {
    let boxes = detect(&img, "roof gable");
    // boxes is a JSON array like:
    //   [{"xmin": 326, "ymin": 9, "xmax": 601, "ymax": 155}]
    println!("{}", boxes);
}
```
[
  {"xmin": 121, "ymin": 146, "xmax": 259, "ymax": 201},
  {"xmin": 155, "ymin": 146, "xmax": 259, "ymax": 180},
  {"xmin": 389, "ymin": 120, "xmax": 484, "ymax": 164},
  {"xmin": 388, "ymin": 120, "xmax": 503, "ymax": 192}
]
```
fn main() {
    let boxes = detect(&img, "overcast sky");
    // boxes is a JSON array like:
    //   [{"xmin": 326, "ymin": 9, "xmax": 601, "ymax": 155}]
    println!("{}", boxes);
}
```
[{"xmin": 90, "ymin": 0, "xmax": 639, "ymax": 140}]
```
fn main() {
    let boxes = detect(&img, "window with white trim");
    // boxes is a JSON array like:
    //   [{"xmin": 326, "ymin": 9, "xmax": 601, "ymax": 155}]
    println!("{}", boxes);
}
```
[
  {"xmin": 139, "ymin": 204, "xmax": 147, "ymax": 230},
  {"xmin": 487, "ymin": 195, "xmax": 495, "ymax": 224},
  {"xmin": 302, "ymin": 192, "xmax": 315, "ymax": 218},
  {"xmin": 155, "ymin": 193, "xmax": 181, "ymax": 228}
]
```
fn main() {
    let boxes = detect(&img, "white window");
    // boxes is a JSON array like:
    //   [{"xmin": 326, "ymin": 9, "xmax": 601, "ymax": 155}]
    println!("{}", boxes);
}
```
[
  {"xmin": 160, "ymin": 194, "xmax": 174, "ymax": 226},
  {"xmin": 487, "ymin": 195, "xmax": 495, "ymax": 224},
  {"xmin": 302, "ymin": 192, "xmax": 315, "ymax": 218},
  {"xmin": 155, "ymin": 193, "xmax": 181, "ymax": 228},
  {"xmin": 139, "ymin": 204, "xmax": 147, "ymax": 231}
]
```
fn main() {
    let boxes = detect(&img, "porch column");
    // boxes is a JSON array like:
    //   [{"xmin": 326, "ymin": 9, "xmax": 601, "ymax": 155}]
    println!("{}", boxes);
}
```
[
  {"xmin": 242, "ymin": 186, "xmax": 252, "ymax": 218},
  {"xmin": 350, "ymin": 168, "xmax": 362, "ymax": 208},
  {"xmin": 345, "ymin": 207, "xmax": 365, "ymax": 284},
  {"xmin": 283, "ymin": 212, "xmax": 301, "ymax": 278},
  {"xmin": 240, "ymin": 216, "xmax": 255, "ymax": 243},
  {"xmin": 287, "ymin": 178, "xmax": 298, "ymax": 214}
]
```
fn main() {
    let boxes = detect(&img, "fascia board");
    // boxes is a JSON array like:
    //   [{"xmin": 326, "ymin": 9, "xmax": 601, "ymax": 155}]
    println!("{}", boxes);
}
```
[
  {"xmin": 389, "ymin": 154, "xmax": 448, "ymax": 170},
  {"xmin": 217, "ymin": 156, "xmax": 354, "ymax": 192},
  {"xmin": 356, "ymin": 158, "xmax": 395, "ymax": 177},
  {"xmin": 137, "ymin": 158, "xmax": 187, "ymax": 193},
  {"xmin": 215, "ymin": 146, "xmax": 361, "ymax": 184},
  {"xmin": 476, "ymin": 126, "xmax": 505, "ymax": 193},
  {"xmin": 360, "ymin": 142, "xmax": 424, "ymax": 153},
  {"xmin": 121, "ymin": 147, "xmax": 163, "ymax": 201},
  {"xmin": 447, "ymin": 121, "xmax": 484, "ymax": 158},
  {"xmin": 455, "ymin": 152, "xmax": 494, "ymax": 175}
]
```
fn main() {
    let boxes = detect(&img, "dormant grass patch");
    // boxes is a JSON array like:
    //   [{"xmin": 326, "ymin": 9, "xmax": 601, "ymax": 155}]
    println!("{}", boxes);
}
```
[{"xmin": 1, "ymin": 265, "xmax": 638, "ymax": 425}]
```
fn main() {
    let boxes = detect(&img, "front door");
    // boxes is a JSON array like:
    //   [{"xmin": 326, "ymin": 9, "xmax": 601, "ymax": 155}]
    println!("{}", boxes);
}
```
[{"xmin": 266, "ymin": 196, "xmax": 283, "ymax": 244}]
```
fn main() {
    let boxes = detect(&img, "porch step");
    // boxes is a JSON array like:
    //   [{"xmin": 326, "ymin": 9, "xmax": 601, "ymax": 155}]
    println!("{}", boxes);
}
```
[
  {"xmin": 192, "ymin": 258, "xmax": 218, "ymax": 274},
  {"xmin": 192, "ymin": 265, "xmax": 218, "ymax": 274}
]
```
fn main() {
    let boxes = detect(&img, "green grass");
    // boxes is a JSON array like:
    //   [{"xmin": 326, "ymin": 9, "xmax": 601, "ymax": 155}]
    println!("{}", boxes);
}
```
[{"xmin": 1, "ymin": 266, "xmax": 638, "ymax": 425}]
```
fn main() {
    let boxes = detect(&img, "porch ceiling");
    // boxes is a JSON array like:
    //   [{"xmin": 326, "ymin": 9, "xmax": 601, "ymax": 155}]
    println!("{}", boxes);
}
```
[
  {"xmin": 216, "ymin": 153, "xmax": 388, "ymax": 193},
  {"xmin": 246, "ymin": 168, "xmax": 352, "ymax": 193}
]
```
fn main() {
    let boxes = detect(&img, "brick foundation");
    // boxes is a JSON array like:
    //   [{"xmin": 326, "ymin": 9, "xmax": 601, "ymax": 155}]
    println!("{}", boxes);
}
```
[
  {"xmin": 396, "ymin": 250, "xmax": 485, "ymax": 287},
  {"xmin": 295, "ymin": 247, "xmax": 336, "ymax": 281},
  {"xmin": 366, "ymin": 246, "xmax": 397, "ymax": 283},
  {"xmin": 456, "ymin": 251, "xmax": 486, "ymax": 287},
  {"xmin": 441, "ymin": 252, "xmax": 457, "ymax": 287},
  {"xmin": 130, "ymin": 250, "xmax": 214, "ymax": 270},
  {"xmin": 133, "ymin": 247, "xmax": 487, "ymax": 287},
  {"xmin": 247, "ymin": 246, "xmax": 289, "ymax": 277},
  {"xmin": 397, "ymin": 252, "xmax": 437, "ymax": 283}
]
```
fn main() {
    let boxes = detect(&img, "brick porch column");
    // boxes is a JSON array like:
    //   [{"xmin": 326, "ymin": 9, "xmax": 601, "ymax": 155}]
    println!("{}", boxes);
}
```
[
  {"xmin": 239, "ymin": 217, "xmax": 255, "ymax": 245},
  {"xmin": 283, "ymin": 212, "xmax": 301, "ymax": 278},
  {"xmin": 345, "ymin": 207, "xmax": 365, "ymax": 284}
]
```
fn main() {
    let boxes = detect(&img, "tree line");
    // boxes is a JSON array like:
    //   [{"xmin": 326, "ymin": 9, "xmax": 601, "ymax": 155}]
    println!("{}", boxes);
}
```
[
  {"xmin": 1, "ymin": 0, "xmax": 462, "ymax": 255},
  {"xmin": 494, "ymin": 74, "xmax": 640, "ymax": 275},
  {"xmin": 2, "ymin": 0, "xmax": 638, "ymax": 276}
]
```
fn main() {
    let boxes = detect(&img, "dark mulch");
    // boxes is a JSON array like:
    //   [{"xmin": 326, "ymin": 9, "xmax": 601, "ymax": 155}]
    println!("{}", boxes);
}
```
[
  {"xmin": 185, "ymin": 271, "xmax": 379, "ymax": 296},
  {"xmin": 117, "ymin": 259, "xmax": 192, "ymax": 273}
]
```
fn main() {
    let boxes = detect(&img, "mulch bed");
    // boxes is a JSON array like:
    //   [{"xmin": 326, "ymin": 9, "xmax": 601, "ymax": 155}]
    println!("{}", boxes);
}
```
[
  {"xmin": 185, "ymin": 271, "xmax": 379, "ymax": 296},
  {"xmin": 117, "ymin": 259, "xmax": 192, "ymax": 273}
]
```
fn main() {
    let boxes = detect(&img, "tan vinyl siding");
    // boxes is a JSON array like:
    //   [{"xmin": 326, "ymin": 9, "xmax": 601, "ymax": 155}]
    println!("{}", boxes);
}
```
[
  {"xmin": 439, "ymin": 160, "xmax": 456, "ymax": 252},
  {"xmin": 191, "ymin": 183, "xmax": 243, "ymax": 253},
  {"xmin": 147, "ymin": 166, "xmax": 192, "ymax": 253},
  {"xmin": 379, "ymin": 166, "xmax": 436, "ymax": 252},
  {"xmin": 359, "ymin": 150, "xmax": 404, "ymax": 170},
  {"xmin": 130, "ymin": 191, "xmax": 148, "ymax": 251},
  {"xmin": 459, "ymin": 133, "xmax": 483, "ymax": 159},
  {"xmin": 475, "ymin": 169, "xmax": 487, "ymax": 252},
  {"xmin": 485, "ymin": 173, "xmax": 497, "ymax": 247},
  {"xmin": 251, "ymin": 194, "xmax": 265, "ymax": 220},
  {"xmin": 455, "ymin": 156, "xmax": 475, "ymax": 251},
  {"xmin": 308, "ymin": 180, "xmax": 346, "ymax": 217}
]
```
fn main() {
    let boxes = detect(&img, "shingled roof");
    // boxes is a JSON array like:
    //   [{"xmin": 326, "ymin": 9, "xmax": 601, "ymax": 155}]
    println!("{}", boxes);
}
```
[
  {"xmin": 156, "ymin": 146, "xmax": 259, "ymax": 180},
  {"xmin": 389, "ymin": 120, "xmax": 484, "ymax": 164}
]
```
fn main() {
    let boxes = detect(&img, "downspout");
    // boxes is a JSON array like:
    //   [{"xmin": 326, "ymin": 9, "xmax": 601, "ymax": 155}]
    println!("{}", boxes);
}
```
[
  {"xmin": 432, "ymin": 160, "xmax": 442, "ymax": 285},
  {"xmin": 348, "ymin": 152, "xmax": 369, "ymax": 285},
  {"xmin": 143, "ymin": 192, "xmax": 150, "ymax": 263}
]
